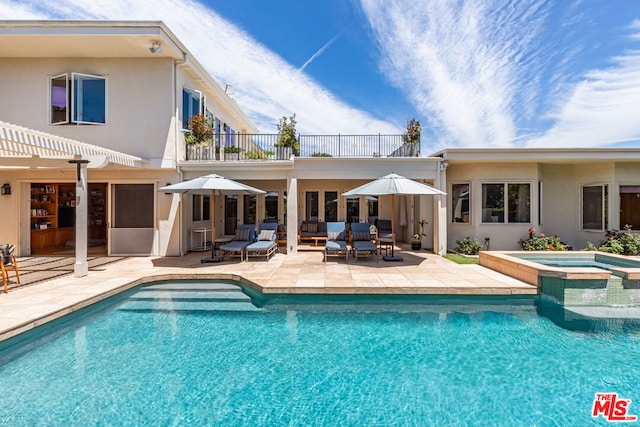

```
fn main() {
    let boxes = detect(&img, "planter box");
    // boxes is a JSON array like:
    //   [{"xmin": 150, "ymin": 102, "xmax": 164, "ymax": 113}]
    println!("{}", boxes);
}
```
[{"xmin": 277, "ymin": 147, "xmax": 293, "ymax": 160}]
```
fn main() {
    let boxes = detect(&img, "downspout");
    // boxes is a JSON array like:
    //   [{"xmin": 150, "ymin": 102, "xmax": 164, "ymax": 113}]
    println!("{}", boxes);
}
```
[{"xmin": 173, "ymin": 59, "xmax": 184, "ymax": 256}]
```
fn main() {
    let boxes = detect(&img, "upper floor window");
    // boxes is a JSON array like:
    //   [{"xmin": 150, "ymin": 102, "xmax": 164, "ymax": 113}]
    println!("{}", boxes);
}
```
[
  {"xmin": 50, "ymin": 73, "xmax": 107, "ymax": 125},
  {"xmin": 481, "ymin": 183, "xmax": 531, "ymax": 223},
  {"xmin": 582, "ymin": 184, "xmax": 608, "ymax": 230},
  {"xmin": 182, "ymin": 88, "xmax": 202, "ymax": 130}
]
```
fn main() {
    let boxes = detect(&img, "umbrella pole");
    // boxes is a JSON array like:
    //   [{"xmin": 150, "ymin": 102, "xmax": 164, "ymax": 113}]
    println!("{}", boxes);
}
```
[
  {"xmin": 201, "ymin": 189, "xmax": 221, "ymax": 263},
  {"xmin": 384, "ymin": 193, "xmax": 403, "ymax": 261}
]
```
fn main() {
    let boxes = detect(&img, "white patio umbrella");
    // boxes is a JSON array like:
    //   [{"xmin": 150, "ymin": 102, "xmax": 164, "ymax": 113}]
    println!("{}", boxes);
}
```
[
  {"xmin": 343, "ymin": 173, "xmax": 446, "ymax": 261},
  {"xmin": 159, "ymin": 174, "xmax": 265, "ymax": 262}
]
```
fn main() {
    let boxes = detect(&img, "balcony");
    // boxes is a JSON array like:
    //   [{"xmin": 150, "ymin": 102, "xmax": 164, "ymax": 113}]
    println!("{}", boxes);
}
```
[{"xmin": 185, "ymin": 134, "xmax": 419, "ymax": 161}]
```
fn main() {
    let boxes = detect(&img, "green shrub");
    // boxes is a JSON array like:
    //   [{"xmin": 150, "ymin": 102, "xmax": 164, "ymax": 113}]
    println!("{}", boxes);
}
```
[
  {"xmin": 311, "ymin": 152, "xmax": 332, "ymax": 157},
  {"xmin": 597, "ymin": 225, "xmax": 640, "ymax": 255},
  {"xmin": 583, "ymin": 242, "xmax": 598, "ymax": 251},
  {"xmin": 518, "ymin": 228, "xmax": 569, "ymax": 251},
  {"xmin": 455, "ymin": 237, "xmax": 482, "ymax": 255},
  {"xmin": 598, "ymin": 239, "xmax": 624, "ymax": 254}
]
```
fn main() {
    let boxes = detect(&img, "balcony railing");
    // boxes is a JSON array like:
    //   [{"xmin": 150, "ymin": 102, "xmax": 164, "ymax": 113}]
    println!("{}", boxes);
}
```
[{"xmin": 185, "ymin": 134, "xmax": 419, "ymax": 161}]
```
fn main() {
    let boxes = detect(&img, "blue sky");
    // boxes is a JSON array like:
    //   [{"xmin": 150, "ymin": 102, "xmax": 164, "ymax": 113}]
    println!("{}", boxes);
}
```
[{"xmin": 2, "ymin": 0, "xmax": 640, "ymax": 152}]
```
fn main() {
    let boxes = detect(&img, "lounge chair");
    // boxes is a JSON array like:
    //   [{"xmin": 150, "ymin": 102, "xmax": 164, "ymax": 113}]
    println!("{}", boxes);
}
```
[
  {"xmin": 246, "ymin": 222, "xmax": 278, "ymax": 261},
  {"xmin": 219, "ymin": 224, "xmax": 256, "ymax": 261},
  {"xmin": 350, "ymin": 223, "xmax": 378, "ymax": 262},
  {"xmin": 0, "ymin": 244, "xmax": 20, "ymax": 293},
  {"xmin": 324, "ymin": 222, "xmax": 348, "ymax": 262}
]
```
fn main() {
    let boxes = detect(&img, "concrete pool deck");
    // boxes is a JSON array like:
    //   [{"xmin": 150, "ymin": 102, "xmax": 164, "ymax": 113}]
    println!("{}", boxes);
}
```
[{"xmin": 0, "ymin": 247, "xmax": 535, "ymax": 342}]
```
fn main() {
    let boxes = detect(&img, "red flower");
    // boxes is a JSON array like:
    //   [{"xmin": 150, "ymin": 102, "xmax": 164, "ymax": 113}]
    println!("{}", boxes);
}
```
[
  {"xmin": 549, "ymin": 245, "xmax": 555, "ymax": 250},
  {"xmin": 539, "ymin": 233, "xmax": 545, "ymax": 238},
  {"xmin": 528, "ymin": 228, "xmax": 535, "ymax": 233}
]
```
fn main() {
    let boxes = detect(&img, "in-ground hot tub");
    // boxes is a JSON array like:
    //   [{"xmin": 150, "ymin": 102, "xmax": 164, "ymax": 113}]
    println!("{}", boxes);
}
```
[{"xmin": 480, "ymin": 251, "xmax": 640, "ymax": 306}]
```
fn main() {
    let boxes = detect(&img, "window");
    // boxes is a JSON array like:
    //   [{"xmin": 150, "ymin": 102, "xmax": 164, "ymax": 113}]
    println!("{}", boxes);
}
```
[
  {"xmin": 49, "ymin": 73, "xmax": 107, "ymax": 125},
  {"xmin": 192, "ymin": 194, "xmax": 210, "ymax": 222},
  {"xmin": 481, "ymin": 183, "xmax": 531, "ymax": 223},
  {"xmin": 243, "ymin": 194, "xmax": 256, "ymax": 224},
  {"xmin": 50, "ymin": 74, "xmax": 68, "ymax": 125},
  {"xmin": 451, "ymin": 183, "xmax": 470, "ymax": 223},
  {"xmin": 367, "ymin": 196, "xmax": 378, "ymax": 225},
  {"xmin": 113, "ymin": 184, "xmax": 153, "ymax": 228},
  {"xmin": 306, "ymin": 192, "xmax": 319, "ymax": 221},
  {"xmin": 182, "ymin": 88, "xmax": 201, "ymax": 130},
  {"xmin": 324, "ymin": 191, "xmax": 338, "ymax": 222},
  {"xmin": 582, "ymin": 184, "xmax": 608, "ymax": 230},
  {"xmin": 264, "ymin": 192, "xmax": 278, "ymax": 223},
  {"xmin": 347, "ymin": 197, "xmax": 359, "ymax": 224},
  {"xmin": 225, "ymin": 195, "xmax": 238, "ymax": 235}
]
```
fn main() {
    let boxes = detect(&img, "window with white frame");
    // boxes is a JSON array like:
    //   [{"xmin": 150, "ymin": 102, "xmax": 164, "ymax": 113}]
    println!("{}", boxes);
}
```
[
  {"xmin": 451, "ymin": 183, "xmax": 470, "ymax": 223},
  {"xmin": 481, "ymin": 183, "xmax": 531, "ymax": 223},
  {"xmin": 49, "ymin": 73, "xmax": 107, "ymax": 125},
  {"xmin": 192, "ymin": 194, "xmax": 211, "ymax": 222},
  {"xmin": 582, "ymin": 184, "xmax": 608, "ymax": 230},
  {"xmin": 182, "ymin": 88, "xmax": 201, "ymax": 130}
]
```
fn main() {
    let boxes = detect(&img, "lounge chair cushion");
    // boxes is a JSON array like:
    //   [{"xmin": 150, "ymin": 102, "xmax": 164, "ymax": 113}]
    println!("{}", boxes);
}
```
[
  {"xmin": 352, "ymin": 231, "xmax": 371, "ymax": 241},
  {"xmin": 235, "ymin": 228, "xmax": 251, "ymax": 241},
  {"xmin": 246, "ymin": 240, "xmax": 274, "ymax": 250},
  {"xmin": 327, "ymin": 231, "xmax": 345, "ymax": 241},
  {"xmin": 326, "ymin": 240, "xmax": 347, "ymax": 250},
  {"xmin": 258, "ymin": 229, "xmax": 275, "ymax": 241}
]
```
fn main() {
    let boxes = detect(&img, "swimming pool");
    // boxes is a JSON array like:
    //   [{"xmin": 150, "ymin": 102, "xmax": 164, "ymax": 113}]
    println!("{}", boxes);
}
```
[{"xmin": 1, "ymin": 280, "xmax": 638, "ymax": 426}]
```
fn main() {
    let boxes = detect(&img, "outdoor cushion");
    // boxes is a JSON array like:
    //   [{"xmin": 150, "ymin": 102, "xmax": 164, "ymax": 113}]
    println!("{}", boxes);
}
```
[
  {"xmin": 258, "ymin": 229, "xmax": 275, "ymax": 241},
  {"xmin": 307, "ymin": 222, "xmax": 318, "ymax": 233},
  {"xmin": 327, "ymin": 231, "xmax": 345, "ymax": 241},
  {"xmin": 326, "ymin": 240, "xmax": 347, "ymax": 250},
  {"xmin": 235, "ymin": 228, "xmax": 250, "ymax": 241},
  {"xmin": 353, "ymin": 231, "xmax": 371, "ymax": 241}
]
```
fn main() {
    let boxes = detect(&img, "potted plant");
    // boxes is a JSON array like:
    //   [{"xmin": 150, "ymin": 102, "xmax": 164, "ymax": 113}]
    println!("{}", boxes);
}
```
[
  {"xmin": 185, "ymin": 114, "xmax": 213, "ymax": 146},
  {"xmin": 401, "ymin": 118, "xmax": 421, "ymax": 157},
  {"xmin": 223, "ymin": 145, "xmax": 243, "ymax": 160},
  {"xmin": 275, "ymin": 114, "xmax": 299, "ymax": 159},
  {"xmin": 411, "ymin": 219, "xmax": 428, "ymax": 250}
]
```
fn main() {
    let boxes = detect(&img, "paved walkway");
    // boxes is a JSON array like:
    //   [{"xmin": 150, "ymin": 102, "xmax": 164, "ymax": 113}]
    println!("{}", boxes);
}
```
[{"xmin": 0, "ymin": 246, "xmax": 535, "ymax": 342}]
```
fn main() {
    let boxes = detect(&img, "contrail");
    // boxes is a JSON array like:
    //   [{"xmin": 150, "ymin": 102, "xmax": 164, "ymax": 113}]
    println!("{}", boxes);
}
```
[{"xmin": 299, "ymin": 31, "xmax": 343, "ymax": 72}]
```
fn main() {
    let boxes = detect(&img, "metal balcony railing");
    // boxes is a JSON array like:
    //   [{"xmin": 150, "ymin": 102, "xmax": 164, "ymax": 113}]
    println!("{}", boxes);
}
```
[{"xmin": 185, "ymin": 134, "xmax": 420, "ymax": 161}]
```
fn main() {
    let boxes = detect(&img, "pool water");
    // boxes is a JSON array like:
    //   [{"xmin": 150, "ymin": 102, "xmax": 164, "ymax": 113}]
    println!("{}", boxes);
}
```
[{"xmin": 1, "ymin": 280, "xmax": 639, "ymax": 426}]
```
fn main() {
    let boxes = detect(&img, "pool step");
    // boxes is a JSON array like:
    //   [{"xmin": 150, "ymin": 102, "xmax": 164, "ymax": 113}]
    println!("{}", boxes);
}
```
[{"xmin": 117, "ymin": 281, "xmax": 260, "ymax": 313}]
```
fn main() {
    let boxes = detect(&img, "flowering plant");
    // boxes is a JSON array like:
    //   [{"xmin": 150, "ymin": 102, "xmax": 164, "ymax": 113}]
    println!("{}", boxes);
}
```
[{"xmin": 519, "ymin": 229, "xmax": 568, "ymax": 251}]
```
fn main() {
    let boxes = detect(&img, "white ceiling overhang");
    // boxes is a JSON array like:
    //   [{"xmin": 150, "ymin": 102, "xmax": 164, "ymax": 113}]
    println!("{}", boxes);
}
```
[{"xmin": 0, "ymin": 120, "xmax": 144, "ymax": 168}]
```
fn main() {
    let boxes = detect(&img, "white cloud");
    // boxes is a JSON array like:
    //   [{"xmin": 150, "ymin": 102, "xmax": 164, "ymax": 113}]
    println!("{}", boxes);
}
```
[
  {"xmin": 360, "ymin": 0, "xmax": 551, "ymax": 149},
  {"xmin": 0, "ymin": 0, "xmax": 400, "ymax": 135},
  {"xmin": 526, "ymin": 50, "xmax": 640, "ymax": 147}
]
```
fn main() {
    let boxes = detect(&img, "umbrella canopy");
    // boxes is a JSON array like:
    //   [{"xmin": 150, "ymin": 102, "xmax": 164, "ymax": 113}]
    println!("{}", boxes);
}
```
[
  {"xmin": 342, "ymin": 173, "xmax": 446, "ymax": 197},
  {"xmin": 159, "ymin": 174, "xmax": 265, "ymax": 195},
  {"xmin": 159, "ymin": 174, "xmax": 265, "ymax": 262},
  {"xmin": 343, "ymin": 173, "xmax": 445, "ymax": 261}
]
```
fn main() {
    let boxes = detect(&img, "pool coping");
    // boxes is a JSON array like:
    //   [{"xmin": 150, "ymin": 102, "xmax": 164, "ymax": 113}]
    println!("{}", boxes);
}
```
[{"xmin": 479, "ymin": 251, "xmax": 640, "ymax": 287}]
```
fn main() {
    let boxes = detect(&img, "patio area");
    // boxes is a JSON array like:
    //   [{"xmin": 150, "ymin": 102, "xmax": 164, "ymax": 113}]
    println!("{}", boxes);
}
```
[{"xmin": 0, "ymin": 245, "xmax": 535, "ymax": 341}]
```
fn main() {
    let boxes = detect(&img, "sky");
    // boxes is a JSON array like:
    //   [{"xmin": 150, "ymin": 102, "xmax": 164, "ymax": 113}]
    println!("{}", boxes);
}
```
[{"xmin": 1, "ymin": 0, "xmax": 640, "ymax": 153}]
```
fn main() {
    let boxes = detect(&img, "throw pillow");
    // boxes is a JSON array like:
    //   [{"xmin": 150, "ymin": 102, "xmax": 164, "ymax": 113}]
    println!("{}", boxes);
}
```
[
  {"xmin": 259, "ymin": 229, "xmax": 275, "ymax": 241},
  {"xmin": 235, "ymin": 228, "xmax": 250, "ymax": 241},
  {"xmin": 353, "ymin": 231, "xmax": 371, "ymax": 241}
]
